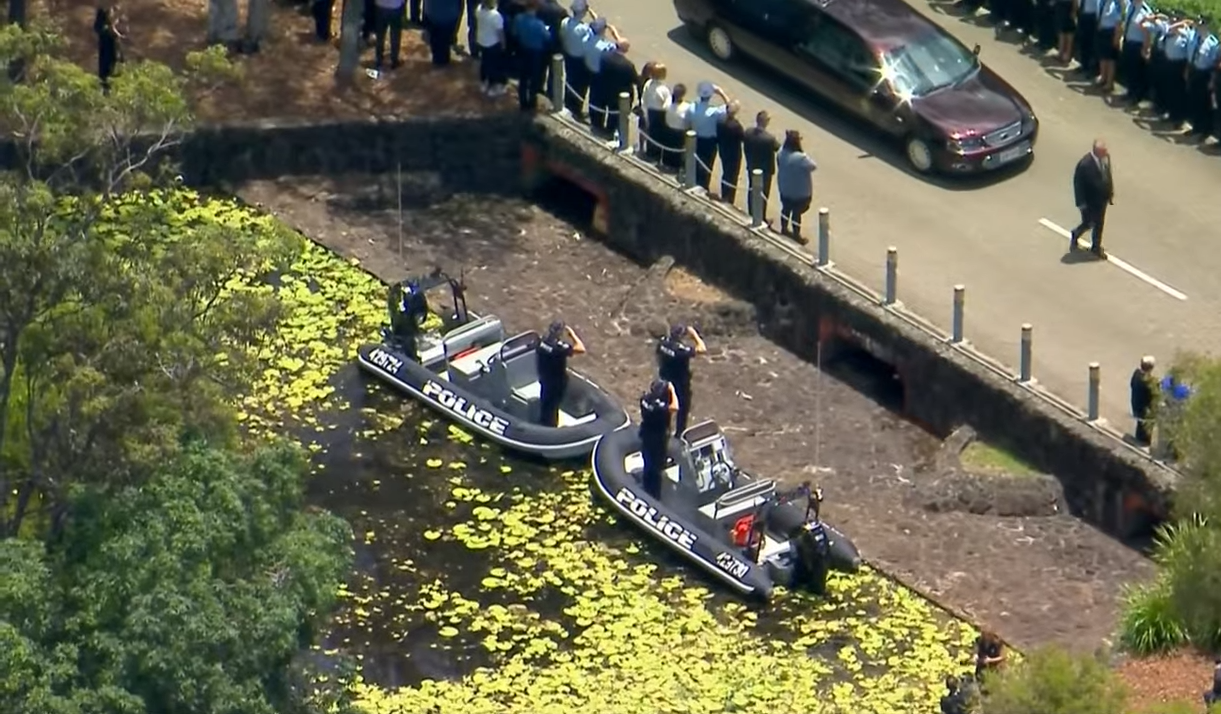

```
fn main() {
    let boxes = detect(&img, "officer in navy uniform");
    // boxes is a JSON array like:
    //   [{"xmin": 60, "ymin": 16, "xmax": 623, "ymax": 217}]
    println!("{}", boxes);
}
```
[
  {"xmin": 535, "ymin": 321, "xmax": 586, "ymax": 427},
  {"xmin": 388, "ymin": 279, "xmax": 429, "ymax": 361},
  {"xmin": 657, "ymin": 323, "xmax": 707, "ymax": 435},
  {"xmin": 639, "ymin": 379, "xmax": 678, "ymax": 500},
  {"xmin": 1186, "ymin": 17, "xmax": 1220, "ymax": 138}
]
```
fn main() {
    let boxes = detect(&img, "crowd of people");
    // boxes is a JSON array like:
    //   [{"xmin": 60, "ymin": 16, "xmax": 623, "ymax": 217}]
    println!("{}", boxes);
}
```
[
  {"xmin": 965, "ymin": 0, "xmax": 1221, "ymax": 143},
  {"xmin": 288, "ymin": 0, "xmax": 823, "ymax": 242}
]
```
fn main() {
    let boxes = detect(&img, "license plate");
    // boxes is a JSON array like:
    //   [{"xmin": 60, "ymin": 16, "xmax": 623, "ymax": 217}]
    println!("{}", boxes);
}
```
[{"xmin": 994, "ymin": 143, "xmax": 1030, "ymax": 165}]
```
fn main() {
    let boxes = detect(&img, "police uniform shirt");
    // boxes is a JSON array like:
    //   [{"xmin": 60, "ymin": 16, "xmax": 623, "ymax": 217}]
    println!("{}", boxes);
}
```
[
  {"xmin": 657, "ymin": 338, "xmax": 696, "ymax": 385},
  {"xmin": 1149, "ymin": 18, "xmax": 1170, "ymax": 53},
  {"xmin": 1080, "ymin": 0, "xmax": 1101, "ymax": 16},
  {"xmin": 560, "ymin": 16, "xmax": 591, "ymax": 57},
  {"xmin": 1192, "ymin": 32, "xmax": 1220, "ymax": 70},
  {"xmin": 639, "ymin": 394, "xmax": 672, "ymax": 437},
  {"xmin": 689, "ymin": 99, "xmax": 728, "ymax": 139},
  {"xmin": 513, "ymin": 13, "xmax": 550, "ymax": 52},
  {"xmin": 1098, "ymin": 0, "xmax": 1127, "ymax": 30},
  {"xmin": 1122, "ymin": 3, "xmax": 1150, "ymax": 43},
  {"xmin": 536, "ymin": 337, "xmax": 574, "ymax": 383},
  {"xmin": 1165, "ymin": 25, "xmax": 1197, "ymax": 61},
  {"xmin": 583, "ymin": 32, "xmax": 617, "ymax": 73}
]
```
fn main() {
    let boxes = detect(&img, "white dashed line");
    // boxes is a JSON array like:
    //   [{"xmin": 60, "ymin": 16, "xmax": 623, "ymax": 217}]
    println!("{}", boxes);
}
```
[{"xmin": 1037, "ymin": 218, "xmax": 1188, "ymax": 301}]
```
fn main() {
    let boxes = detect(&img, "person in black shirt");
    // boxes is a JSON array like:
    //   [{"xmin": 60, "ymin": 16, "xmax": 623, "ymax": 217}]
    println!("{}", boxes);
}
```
[
  {"xmin": 939, "ymin": 675, "xmax": 967, "ymax": 714},
  {"xmin": 596, "ymin": 41, "xmax": 639, "ymax": 139},
  {"xmin": 535, "ymin": 321, "xmax": 586, "ymax": 427},
  {"xmin": 717, "ymin": 101, "xmax": 746, "ymax": 206},
  {"xmin": 657, "ymin": 323, "xmax": 707, "ymax": 435},
  {"xmin": 743, "ymin": 111, "xmax": 780, "ymax": 224},
  {"xmin": 639, "ymin": 379, "xmax": 678, "ymax": 500},
  {"xmin": 536, "ymin": 0, "xmax": 568, "ymax": 93},
  {"xmin": 1129, "ymin": 355, "xmax": 1157, "ymax": 446},
  {"xmin": 388, "ymin": 280, "xmax": 429, "ymax": 361},
  {"xmin": 973, "ymin": 631, "xmax": 1005, "ymax": 680}
]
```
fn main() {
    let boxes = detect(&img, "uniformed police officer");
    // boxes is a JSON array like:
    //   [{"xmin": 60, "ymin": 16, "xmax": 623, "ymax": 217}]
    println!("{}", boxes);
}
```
[
  {"xmin": 1075, "ymin": 0, "xmax": 1102, "ymax": 77},
  {"xmin": 1186, "ymin": 17, "xmax": 1219, "ymax": 137},
  {"xmin": 583, "ymin": 17, "xmax": 623, "ymax": 133},
  {"xmin": 639, "ymin": 379, "xmax": 678, "ymax": 500},
  {"xmin": 388, "ymin": 279, "xmax": 429, "ymax": 361},
  {"xmin": 1117, "ymin": 0, "xmax": 1151, "ymax": 102},
  {"xmin": 1095, "ymin": 0, "xmax": 1128, "ymax": 93},
  {"xmin": 1161, "ymin": 17, "xmax": 1197, "ymax": 126},
  {"xmin": 1142, "ymin": 13, "xmax": 1172, "ymax": 115},
  {"xmin": 559, "ymin": 0, "xmax": 595, "ymax": 118},
  {"xmin": 535, "ymin": 320, "xmax": 586, "ymax": 427},
  {"xmin": 657, "ymin": 323, "xmax": 708, "ymax": 435},
  {"xmin": 690, "ymin": 81, "xmax": 731, "ymax": 192}
]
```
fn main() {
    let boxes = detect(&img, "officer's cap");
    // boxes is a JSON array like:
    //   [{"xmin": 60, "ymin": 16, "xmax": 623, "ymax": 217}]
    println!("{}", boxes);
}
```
[{"xmin": 591, "ymin": 17, "xmax": 607, "ymax": 32}]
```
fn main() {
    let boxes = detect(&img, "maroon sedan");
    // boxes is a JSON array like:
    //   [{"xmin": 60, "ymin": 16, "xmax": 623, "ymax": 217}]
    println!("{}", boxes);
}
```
[{"xmin": 673, "ymin": 0, "xmax": 1039, "ymax": 175}]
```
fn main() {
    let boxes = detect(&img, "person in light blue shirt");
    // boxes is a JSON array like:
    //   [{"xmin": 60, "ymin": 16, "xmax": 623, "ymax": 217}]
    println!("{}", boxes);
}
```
[
  {"xmin": 1117, "ymin": 0, "xmax": 1150, "ymax": 102},
  {"xmin": 559, "ymin": 0, "xmax": 594, "ymax": 118},
  {"xmin": 1160, "ymin": 17, "xmax": 1196, "ymax": 124},
  {"xmin": 582, "ymin": 16, "xmax": 623, "ymax": 132},
  {"xmin": 1095, "ymin": 0, "xmax": 1129, "ymax": 91},
  {"xmin": 1186, "ymin": 18, "xmax": 1219, "ymax": 137},
  {"xmin": 688, "ymin": 81, "xmax": 731, "ymax": 191},
  {"xmin": 776, "ymin": 130, "xmax": 817, "ymax": 245},
  {"xmin": 1142, "ymin": 14, "xmax": 1172, "ymax": 114},
  {"xmin": 1075, "ymin": 0, "xmax": 1103, "ymax": 76}
]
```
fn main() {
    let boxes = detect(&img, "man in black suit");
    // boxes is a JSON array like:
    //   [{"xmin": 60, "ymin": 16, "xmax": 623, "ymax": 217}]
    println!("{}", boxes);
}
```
[
  {"xmin": 743, "ymin": 110, "xmax": 780, "ymax": 222},
  {"xmin": 1070, "ymin": 139, "xmax": 1114, "ymax": 259}
]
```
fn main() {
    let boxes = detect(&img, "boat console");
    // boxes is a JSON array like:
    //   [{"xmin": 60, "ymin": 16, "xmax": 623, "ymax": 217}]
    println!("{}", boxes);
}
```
[{"xmin": 681, "ymin": 421, "xmax": 736, "ymax": 495}]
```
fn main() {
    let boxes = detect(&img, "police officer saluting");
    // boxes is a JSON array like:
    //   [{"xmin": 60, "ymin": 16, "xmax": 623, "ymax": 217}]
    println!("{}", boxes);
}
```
[
  {"xmin": 535, "ymin": 320, "xmax": 586, "ymax": 427},
  {"xmin": 1117, "ymin": 0, "xmax": 1151, "ymax": 103},
  {"xmin": 639, "ymin": 379, "xmax": 678, "ymax": 500},
  {"xmin": 657, "ymin": 323, "xmax": 707, "ymax": 435},
  {"xmin": 1161, "ymin": 16, "xmax": 1198, "ymax": 127},
  {"xmin": 1186, "ymin": 16, "xmax": 1220, "ymax": 138}
]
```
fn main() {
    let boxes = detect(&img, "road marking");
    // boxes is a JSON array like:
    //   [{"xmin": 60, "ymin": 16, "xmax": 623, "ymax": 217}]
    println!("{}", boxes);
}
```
[{"xmin": 1037, "ymin": 218, "xmax": 1188, "ymax": 301}]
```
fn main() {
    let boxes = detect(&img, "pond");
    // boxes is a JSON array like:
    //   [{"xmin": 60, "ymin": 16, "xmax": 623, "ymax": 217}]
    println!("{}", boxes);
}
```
[{"xmin": 226, "ymin": 203, "xmax": 978, "ymax": 714}]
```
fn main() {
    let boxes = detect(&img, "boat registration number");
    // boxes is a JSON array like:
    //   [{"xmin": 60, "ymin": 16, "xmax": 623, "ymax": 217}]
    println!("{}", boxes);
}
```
[
  {"xmin": 368, "ymin": 348, "xmax": 404, "ymax": 373},
  {"xmin": 715, "ymin": 552, "xmax": 750, "ymax": 580},
  {"xmin": 422, "ymin": 380, "xmax": 510, "ymax": 436},
  {"xmin": 615, "ymin": 487, "xmax": 697, "ymax": 550}
]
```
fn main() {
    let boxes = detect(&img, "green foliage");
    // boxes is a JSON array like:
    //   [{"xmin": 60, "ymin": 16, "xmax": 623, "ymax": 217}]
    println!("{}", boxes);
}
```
[
  {"xmin": 0, "ymin": 441, "xmax": 353, "ymax": 714},
  {"xmin": 1134, "ymin": 701, "xmax": 1213, "ymax": 714},
  {"xmin": 1118, "ymin": 575, "xmax": 1189, "ymax": 655},
  {"xmin": 0, "ymin": 188, "xmax": 299, "ymax": 537},
  {"xmin": 982, "ymin": 646, "xmax": 1129, "ymax": 714}
]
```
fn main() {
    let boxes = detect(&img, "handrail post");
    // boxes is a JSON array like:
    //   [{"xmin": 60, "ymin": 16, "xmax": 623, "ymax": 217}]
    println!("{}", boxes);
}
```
[
  {"xmin": 550, "ymin": 54, "xmax": 565, "ymax": 113},
  {"xmin": 884, "ymin": 247, "xmax": 898, "ymax": 306}
]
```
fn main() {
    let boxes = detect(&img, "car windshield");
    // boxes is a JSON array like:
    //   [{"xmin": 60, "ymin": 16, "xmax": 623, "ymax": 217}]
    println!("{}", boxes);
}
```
[{"xmin": 882, "ymin": 31, "xmax": 978, "ymax": 97}]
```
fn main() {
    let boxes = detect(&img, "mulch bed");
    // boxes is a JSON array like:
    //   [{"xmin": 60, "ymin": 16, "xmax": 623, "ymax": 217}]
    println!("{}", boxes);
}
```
[{"xmin": 33, "ymin": 0, "xmax": 1211, "ymax": 705}]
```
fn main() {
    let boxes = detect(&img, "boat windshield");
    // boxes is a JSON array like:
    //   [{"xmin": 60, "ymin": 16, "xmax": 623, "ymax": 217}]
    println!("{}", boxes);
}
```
[{"xmin": 882, "ymin": 30, "xmax": 978, "ymax": 97}]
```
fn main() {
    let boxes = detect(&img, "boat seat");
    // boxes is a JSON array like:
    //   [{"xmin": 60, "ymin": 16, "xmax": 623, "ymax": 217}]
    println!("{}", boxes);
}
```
[{"xmin": 447, "ymin": 343, "xmax": 503, "ymax": 389}]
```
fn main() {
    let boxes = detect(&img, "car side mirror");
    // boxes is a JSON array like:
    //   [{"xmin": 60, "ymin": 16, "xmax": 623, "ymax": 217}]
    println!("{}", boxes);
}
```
[{"xmin": 972, "ymin": 43, "xmax": 981, "ymax": 56}]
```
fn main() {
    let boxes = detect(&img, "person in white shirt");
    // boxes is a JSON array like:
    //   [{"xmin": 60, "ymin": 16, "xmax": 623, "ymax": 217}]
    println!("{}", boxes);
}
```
[
  {"xmin": 662, "ymin": 82, "xmax": 692, "ymax": 169},
  {"xmin": 475, "ymin": 0, "xmax": 506, "ymax": 96},
  {"xmin": 640, "ymin": 61, "xmax": 672, "ymax": 160}
]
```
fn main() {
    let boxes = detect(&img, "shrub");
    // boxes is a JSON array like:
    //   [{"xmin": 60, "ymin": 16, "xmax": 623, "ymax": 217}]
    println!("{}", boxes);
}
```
[
  {"xmin": 982, "ymin": 646, "xmax": 1128, "ymax": 714},
  {"xmin": 1118, "ymin": 576, "xmax": 1189, "ymax": 656}
]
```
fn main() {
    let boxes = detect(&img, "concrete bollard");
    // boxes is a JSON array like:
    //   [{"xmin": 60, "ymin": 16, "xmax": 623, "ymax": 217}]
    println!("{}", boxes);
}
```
[
  {"xmin": 616, "ymin": 92, "xmax": 632, "ymax": 151},
  {"xmin": 1087, "ymin": 362, "xmax": 1101, "ymax": 421},
  {"xmin": 749, "ymin": 169, "xmax": 764, "ymax": 227},
  {"xmin": 683, "ymin": 130, "xmax": 698, "ymax": 188},
  {"xmin": 884, "ymin": 247, "xmax": 898, "ymax": 305},
  {"xmin": 951, "ymin": 285, "xmax": 965, "ymax": 343},
  {"xmin": 817, "ymin": 208, "xmax": 830, "ymax": 267},
  {"xmin": 550, "ymin": 55, "xmax": 565, "ymax": 113},
  {"xmin": 1019, "ymin": 324, "xmax": 1033, "ymax": 383}
]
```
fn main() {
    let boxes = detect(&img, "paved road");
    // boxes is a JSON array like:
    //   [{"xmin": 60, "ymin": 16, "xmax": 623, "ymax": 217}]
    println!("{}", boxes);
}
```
[{"xmin": 590, "ymin": 0, "xmax": 1221, "ymax": 431}]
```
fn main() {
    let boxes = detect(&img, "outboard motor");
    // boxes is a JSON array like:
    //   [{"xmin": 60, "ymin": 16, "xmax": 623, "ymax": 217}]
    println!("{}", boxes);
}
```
[{"xmin": 791, "ymin": 521, "xmax": 831, "ymax": 595}]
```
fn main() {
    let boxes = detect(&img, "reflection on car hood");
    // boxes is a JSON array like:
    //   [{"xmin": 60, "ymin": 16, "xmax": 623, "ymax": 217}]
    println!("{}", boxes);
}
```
[{"xmin": 910, "ymin": 68, "xmax": 1024, "ymax": 137}]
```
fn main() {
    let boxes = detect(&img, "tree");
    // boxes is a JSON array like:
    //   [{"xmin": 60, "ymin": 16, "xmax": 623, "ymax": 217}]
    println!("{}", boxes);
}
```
[
  {"xmin": 982, "ymin": 646, "xmax": 1129, "ymax": 714},
  {"xmin": 0, "ymin": 25, "xmax": 284, "ymax": 538},
  {"xmin": 0, "ymin": 441, "xmax": 354, "ymax": 714}
]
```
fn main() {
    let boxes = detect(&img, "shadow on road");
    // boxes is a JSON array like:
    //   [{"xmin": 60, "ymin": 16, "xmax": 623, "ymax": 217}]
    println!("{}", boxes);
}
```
[{"xmin": 661, "ymin": 26, "xmax": 1028, "ymax": 193}]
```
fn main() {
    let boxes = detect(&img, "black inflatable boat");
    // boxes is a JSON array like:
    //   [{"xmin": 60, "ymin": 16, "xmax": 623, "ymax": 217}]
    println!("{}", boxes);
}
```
[
  {"xmin": 357, "ymin": 271, "xmax": 630, "ymax": 460},
  {"xmin": 591, "ymin": 420, "xmax": 862, "ymax": 599}
]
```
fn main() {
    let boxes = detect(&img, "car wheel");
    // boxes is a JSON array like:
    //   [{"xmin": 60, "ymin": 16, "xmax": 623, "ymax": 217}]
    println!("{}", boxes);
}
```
[
  {"xmin": 904, "ymin": 136, "xmax": 934, "ymax": 174},
  {"xmin": 707, "ymin": 24, "xmax": 735, "ymax": 62}
]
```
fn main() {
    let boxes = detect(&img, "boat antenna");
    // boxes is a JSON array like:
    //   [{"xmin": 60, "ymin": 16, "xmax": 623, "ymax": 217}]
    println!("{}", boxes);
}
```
[{"xmin": 396, "ymin": 161, "xmax": 404, "ymax": 260}]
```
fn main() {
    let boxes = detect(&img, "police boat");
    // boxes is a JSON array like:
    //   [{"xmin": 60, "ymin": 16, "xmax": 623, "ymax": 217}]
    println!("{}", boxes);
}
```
[
  {"xmin": 356, "ymin": 270, "xmax": 630, "ymax": 460},
  {"xmin": 591, "ymin": 420, "xmax": 861, "ymax": 599}
]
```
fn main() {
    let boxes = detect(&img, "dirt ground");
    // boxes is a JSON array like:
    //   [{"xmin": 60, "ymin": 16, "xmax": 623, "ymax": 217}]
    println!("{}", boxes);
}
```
[
  {"xmin": 42, "ymin": 0, "xmax": 1207, "ymax": 704},
  {"xmin": 240, "ymin": 174, "xmax": 1152, "ymax": 655}
]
